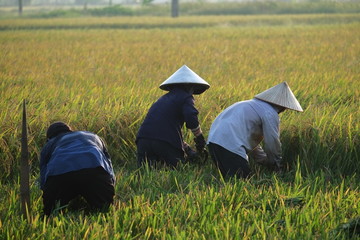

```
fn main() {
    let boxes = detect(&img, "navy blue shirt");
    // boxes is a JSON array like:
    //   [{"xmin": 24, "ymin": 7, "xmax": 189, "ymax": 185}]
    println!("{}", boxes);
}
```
[
  {"xmin": 136, "ymin": 87, "xmax": 200, "ymax": 150},
  {"xmin": 39, "ymin": 131, "xmax": 115, "ymax": 189}
]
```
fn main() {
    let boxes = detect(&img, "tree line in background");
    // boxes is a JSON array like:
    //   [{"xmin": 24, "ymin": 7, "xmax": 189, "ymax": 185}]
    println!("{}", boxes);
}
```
[
  {"xmin": 1, "ymin": 0, "xmax": 360, "ymax": 19},
  {"xmin": 1, "ymin": 0, "xmax": 358, "ymax": 7},
  {"xmin": 2, "ymin": 0, "xmax": 127, "ymax": 6}
]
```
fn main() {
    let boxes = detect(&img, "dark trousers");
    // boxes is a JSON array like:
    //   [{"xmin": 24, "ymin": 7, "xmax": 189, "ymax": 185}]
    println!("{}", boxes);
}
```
[
  {"xmin": 208, "ymin": 142, "xmax": 251, "ymax": 179},
  {"xmin": 137, "ymin": 138, "xmax": 185, "ymax": 168},
  {"xmin": 42, "ymin": 167, "xmax": 115, "ymax": 216}
]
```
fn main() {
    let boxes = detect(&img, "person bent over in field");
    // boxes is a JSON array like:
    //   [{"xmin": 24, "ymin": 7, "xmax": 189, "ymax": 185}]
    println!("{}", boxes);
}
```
[
  {"xmin": 39, "ymin": 122, "xmax": 115, "ymax": 216},
  {"xmin": 207, "ymin": 82, "xmax": 303, "ymax": 179},
  {"xmin": 136, "ymin": 65, "xmax": 210, "ymax": 168}
]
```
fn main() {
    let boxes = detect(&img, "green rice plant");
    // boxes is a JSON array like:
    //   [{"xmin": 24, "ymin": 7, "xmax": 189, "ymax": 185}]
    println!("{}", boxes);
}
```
[
  {"xmin": 1, "ymin": 164, "xmax": 359, "ymax": 239},
  {"xmin": 0, "ymin": 16, "xmax": 359, "ymax": 178},
  {"xmin": 0, "ymin": 14, "xmax": 359, "ymax": 239}
]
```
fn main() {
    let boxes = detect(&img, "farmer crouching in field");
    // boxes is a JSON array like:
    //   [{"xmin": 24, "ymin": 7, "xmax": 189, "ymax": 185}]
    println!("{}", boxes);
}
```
[
  {"xmin": 207, "ymin": 82, "xmax": 303, "ymax": 179},
  {"xmin": 136, "ymin": 65, "xmax": 210, "ymax": 168},
  {"xmin": 39, "ymin": 122, "xmax": 115, "ymax": 216}
]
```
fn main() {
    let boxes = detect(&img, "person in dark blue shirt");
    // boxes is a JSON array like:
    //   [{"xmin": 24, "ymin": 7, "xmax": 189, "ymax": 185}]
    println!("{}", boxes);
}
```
[
  {"xmin": 136, "ymin": 65, "xmax": 210, "ymax": 168},
  {"xmin": 40, "ymin": 121, "xmax": 115, "ymax": 215}
]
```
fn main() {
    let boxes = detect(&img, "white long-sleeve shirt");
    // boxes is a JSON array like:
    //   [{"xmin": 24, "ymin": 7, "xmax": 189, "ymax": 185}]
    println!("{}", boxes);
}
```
[{"xmin": 207, "ymin": 98, "xmax": 282, "ymax": 167}]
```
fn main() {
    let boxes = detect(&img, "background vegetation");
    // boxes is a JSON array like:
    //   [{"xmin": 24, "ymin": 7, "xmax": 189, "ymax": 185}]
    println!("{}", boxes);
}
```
[
  {"xmin": 1, "ymin": 1, "xmax": 360, "ymax": 18},
  {"xmin": 0, "ymin": 13, "xmax": 359, "ymax": 239}
]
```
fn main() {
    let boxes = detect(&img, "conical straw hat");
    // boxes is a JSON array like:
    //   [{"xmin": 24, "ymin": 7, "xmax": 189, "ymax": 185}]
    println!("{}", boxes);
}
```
[
  {"xmin": 159, "ymin": 65, "xmax": 210, "ymax": 94},
  {"xmin": 255, "ymin": 82, "xmax": 303, "ymax": 112}
]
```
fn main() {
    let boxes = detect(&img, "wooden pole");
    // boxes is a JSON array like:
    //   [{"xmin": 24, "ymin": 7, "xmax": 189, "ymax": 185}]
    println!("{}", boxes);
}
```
[
  {"xmin": 20, "ymin": 99, "xmax": 30, "ymax": 218},
  {"xmin": 171, "ymin": 0, "xmax": 179, "ymax": 18},
  {"xmin": 18, "ymin": 0, "xmax": 23, "ymax": 16}
]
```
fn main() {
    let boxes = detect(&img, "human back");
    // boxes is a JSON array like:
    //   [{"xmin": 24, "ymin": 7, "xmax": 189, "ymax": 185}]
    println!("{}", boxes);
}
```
[
  {"xmin": 39, "ymin": 122, "xmax": 115, "ymax": 215},
  {"xmin": 44, "ymin": 131, "xmax": 114, "ymax": 183},
  {"xmin": 136, "ymin": 87, "xmax": 198, "ymax": 150},
  {"xmin": 208, "ymin": 99, "xmax": 278, "ymax": 158}
]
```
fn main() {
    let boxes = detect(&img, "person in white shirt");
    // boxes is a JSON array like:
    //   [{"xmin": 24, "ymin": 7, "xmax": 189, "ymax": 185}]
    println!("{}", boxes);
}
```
[{"xmin": 207, "ymin": 82, "xmax": 303, "ymax": 179}]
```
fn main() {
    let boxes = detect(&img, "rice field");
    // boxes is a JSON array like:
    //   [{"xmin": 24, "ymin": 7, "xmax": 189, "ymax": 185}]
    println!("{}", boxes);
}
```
[{"xmin": 0, "ymin": 14, "xmax": 359, "ymax": 239}]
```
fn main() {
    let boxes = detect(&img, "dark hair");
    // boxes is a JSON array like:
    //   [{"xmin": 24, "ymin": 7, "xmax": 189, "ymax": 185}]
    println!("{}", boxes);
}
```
[
  {"xmin": 46, "ymin": 122, "xmax": 72, "ymax": 139},
  {"xmin": 270, "ymin": 103, "xmax": 286, "ymax": 114},
  {"xmin": 168, "ymin": 84, "xmax": 194, "ymax": 93}
]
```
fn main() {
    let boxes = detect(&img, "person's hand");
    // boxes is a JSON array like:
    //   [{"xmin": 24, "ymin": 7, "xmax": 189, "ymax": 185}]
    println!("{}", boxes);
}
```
[
  {"xmin": 184, "ymin": 144, "xmax": 196, "ymax": 158},
  {"xmin": 194, "ymin": 134, "xmax": 206, "ymax": 153}
]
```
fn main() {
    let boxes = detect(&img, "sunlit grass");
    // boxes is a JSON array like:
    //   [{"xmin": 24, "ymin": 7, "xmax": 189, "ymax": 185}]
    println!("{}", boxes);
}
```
[
  {"xmin": 1, "ymin": 165, "xmax": 359, "ymax": 239},
  {"xmin": 1, "ymin": 18, "xmax": 358, "ymax": 176},
  {"xmin": 0, "ymin": 15, "xmax": 359, "ymax": 239}
]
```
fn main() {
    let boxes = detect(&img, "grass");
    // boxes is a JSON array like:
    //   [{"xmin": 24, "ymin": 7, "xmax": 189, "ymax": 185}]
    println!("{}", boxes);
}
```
[
  {"xmin": 1, "ymin": 165, "xmax": 359, "ymax": 239},
  {"xmin": 0, "ymin": 14, "xmax": 359, "ymax": 239},
  {"xmin": 1, "ymin": 1, "xmax": 360, "ymax": 18},
  {"xmin": 0, "ymin": 14, "xmax": 360, "ymax": 30}
]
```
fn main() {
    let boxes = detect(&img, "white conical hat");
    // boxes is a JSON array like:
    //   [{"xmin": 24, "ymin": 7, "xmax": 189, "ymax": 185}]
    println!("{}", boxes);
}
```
[
  {"xmin": 255, "ymin": 81, "xmax": 303, "ymax": 112},
  {"xmin": 159, "ymin": 65, "xmax": 210, "ymax": 94}
]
